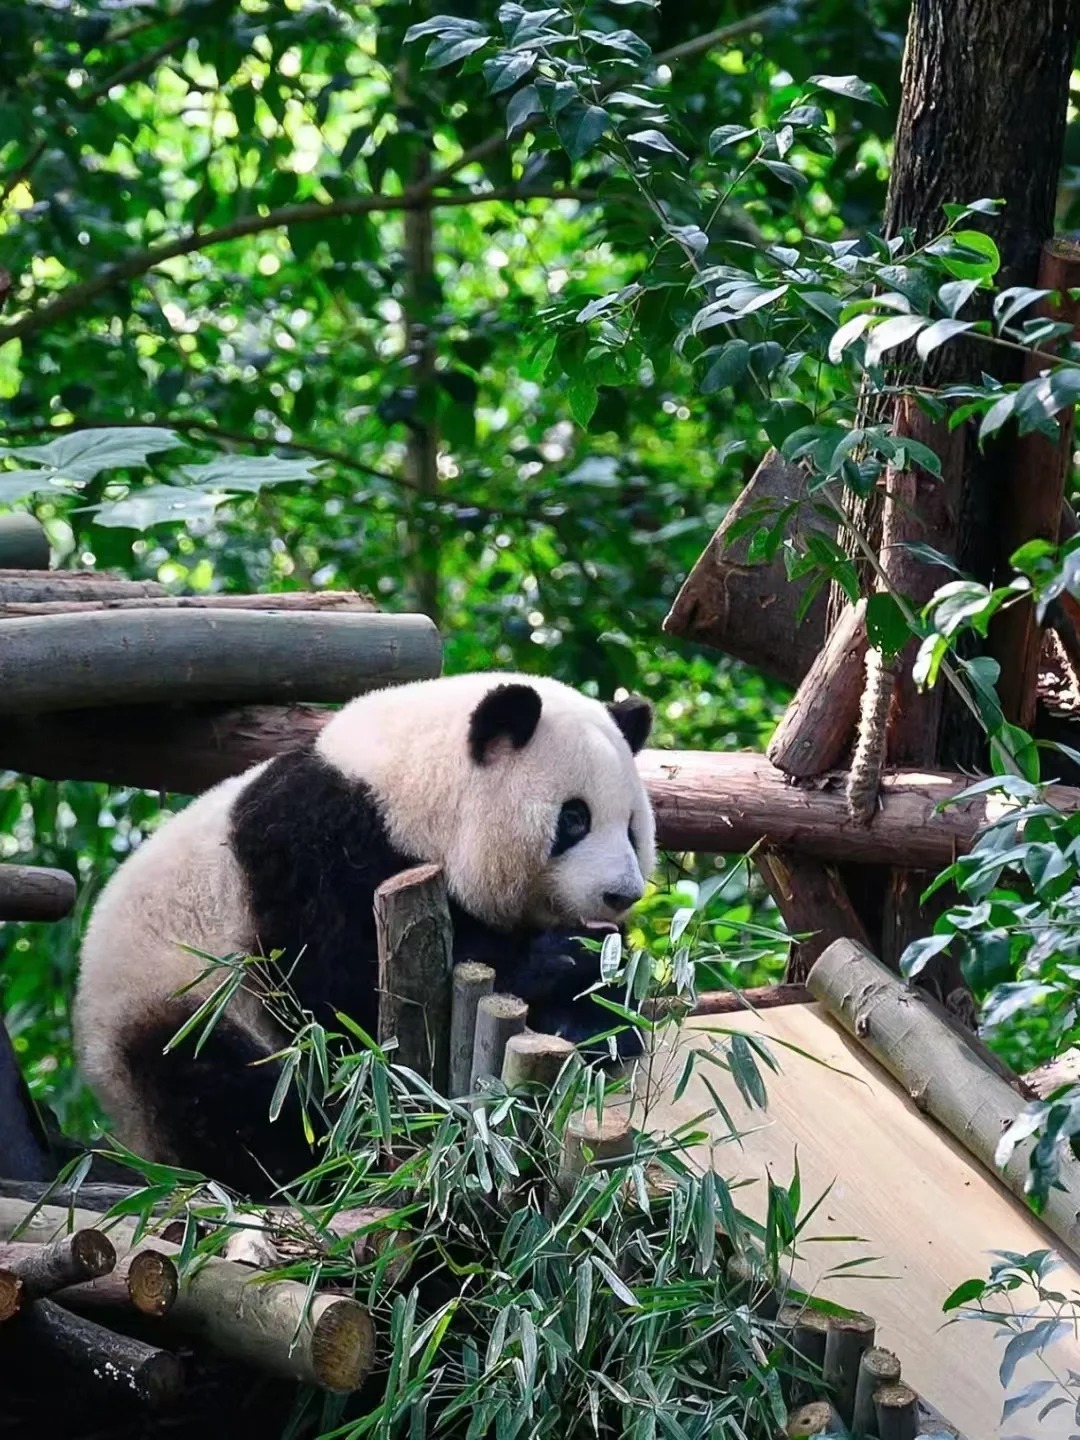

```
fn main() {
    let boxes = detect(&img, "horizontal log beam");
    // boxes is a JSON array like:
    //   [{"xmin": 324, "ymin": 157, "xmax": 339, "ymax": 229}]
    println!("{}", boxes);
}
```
[
  {"xmin": 0, "ymin": 699, "xmax": 1066, "ymax": 867},
  {"xmin": 0, "ymin": 569, "xmax": 165, "ymax": 603},
  {"xmin": 0, "ymin": 590, "xmax": 375, "ymax": 619},
  {"xmin": 0, "ymin": 609, "xmax": 441, "ymax": 713},
  {"xmin": 0, "ymin": 864, "xmax": 76, "ymax": 921}
]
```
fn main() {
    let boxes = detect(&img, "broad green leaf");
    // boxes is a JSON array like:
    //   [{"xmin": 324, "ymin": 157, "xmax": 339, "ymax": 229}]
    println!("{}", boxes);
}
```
[
  {"xmin": 85, "ymin": 486, "xmax": 231, "ymax": 530},
  {"xmin": 482, "ymin": 50, "xmax": 536, "ymax": 94},
  {"xmin": 863, "ymin": 314, "xmax": 927, "ymax": 367},
  {"xmin": 915, "ymin": 317, "xmax": 974, "ymax": 359},
  {"xmin": 626, "ymin": 128, "xmax": 687, "ymax": 161},
  {"xmin": 177, "ymin": 454, "xmax": 323, "ymax": 492},
  {"xmin": 827, "ymin": 312, "xmax": 874, "ymax": 363},
  {"xmin": 505, "ymin": 83, "xmax": 541, "ymax": 137},
  {"xmin": 568, "ymin": 379, "xmax": 597, "ymax": 427},
  {"xmin": 866, "ymin": 592, "xmax": 909, "ymax": 658},
  {"xmin": 807, "ymin": 73, "xmax": 886, "ymax": 107},
  {"xmin": 700, "ymin": 339, "xmax": 750, "ymax": 393},
  {"xmin": 555, "ymin": 104, "xmax": 611, "ymax": 161},
  {"xmin": 2, "ymin": 426, "xmax": 181, "ymax": 482}
]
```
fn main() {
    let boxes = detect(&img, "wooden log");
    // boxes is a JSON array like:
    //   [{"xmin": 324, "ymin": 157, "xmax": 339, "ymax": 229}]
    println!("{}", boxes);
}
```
[
  {"xmin": 222, "ymin": 1212, "xmax": 281, "ymax": 1270},
  {"xmin": 375, "ymin": 863, "xmax": 453, "ymax": 1089},
  {"xmin": 501, "ymin": 1032, "xmax": 575, "ymax": 1090},
  {"xmin": 7, "ymin": 1297, "xmax": 184, "ymax": 1408},
  {"xmin": 0, "ymin": 570, "xmax": 165, "ymax": 603},
  {"xmin": 0, "ymin": 589, "xmax": 376, "ymax": 618},
  {"xmin": 0, "ymin": 1268, "xmax": 24, "ymax": 1320},
  {"xmin": 991, "ymin": 238, "xmax": 1080, "ymax": 730},
  {"xmin": 662, "ymin": 450, "xmax": 831, "ymax": 687},
  {"xmin": 0, "ymin": 610, "xmax": 441, "ymax": 714},
  {"xmin": 58, "ymin": 1246, "xmax": 179, "ymax": 1318},
  {"xmin": 806, "ymin": 939, "xmax": 1080, "ymax": 1257},
  {"xmin": 824, "ymin": 1312, "xmax": 876, "ymax": 1428},
  {"xmin": 875, "ymin": 1382, "xmax": 919, "ymax": 1440},
  {"xmin": 449, "ymin": 961, "xmax": 495, "ymax": 1096},
  {"xmin": 0, "ymin": 1199, "xmax": 376, "ymax": 1393},
  {"xmin": 690, "ymin": 984, "xmax": 812, "ymax": 1016},
  {"xmin": 0, "ymin": 514, "xmax": 49, "ymax": 570},
  {"xmin": 755, "ymin": 849, "xmax": 871, "ymax": 983},
  {"xmin": 0, "ymin": 863, "xmax": 76, "ymax": 921},
  {"xmin": 556, "ymin": 1110, "xmax": 633, "ymax": 1202},
  {"xmin": 471, "ymin": 994, "xmax": 528, "ymax": 1090},
  {"xmin": 766, "ymin": 600, "xmax": 868, "ymax": 777},
  {"xmin": 853, "ymin": 1346, "xmax": 903, "ymax": 1436},
  {"xmin": 638, "ymin": 751, "xmax": 1072, "ymax": 868},
  {"xmin": 724, "ymin": 1253, "xmax": 778, "ymax": 1320},
  {"xmin": 786, "ymin": 1401, "xmax": 846, "ymax": 1437},
  {"xmin": 0, "ymin": 1231, "xmax": 115, "ymax": 1296}
]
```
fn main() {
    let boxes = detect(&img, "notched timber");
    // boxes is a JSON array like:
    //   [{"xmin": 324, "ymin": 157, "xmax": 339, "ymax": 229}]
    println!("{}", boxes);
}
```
[{"xmin": 663, "ymin": 450, "xmax": 830, "ymax": 687}]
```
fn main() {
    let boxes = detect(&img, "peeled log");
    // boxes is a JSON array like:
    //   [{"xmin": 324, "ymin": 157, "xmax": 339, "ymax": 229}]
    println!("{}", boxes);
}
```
[
  {"xmin": 807, "ymin": 939, "xmax": 1080, "ymax": 1259},
  {"xmin": 0, "ymin": 569, "xmax": 165, "ymax": 604},
  {"xmin": 0, "ymin": 863, "xmax": 76, "ymax": 921},
  {"xmin": 0, "ymin": 609, "xmax": 441, "ymax": 714},
  {"xmin": 0, "ymin": 1199, "xmax": 375, "ymax": 1393},
  {"xmin": 0, "ymin": 1230, "xmax": 115, "ymax": 1296},
  {"xmin": 0, "ymin": 514, "xmax": 50, "ymax": 570},
  {"xmin": 662, "ymin": 450, "xmax": 830, "ymax": 687}
]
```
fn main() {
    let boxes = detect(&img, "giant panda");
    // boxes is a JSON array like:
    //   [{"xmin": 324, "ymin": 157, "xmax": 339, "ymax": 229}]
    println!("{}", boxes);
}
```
[{"xmin": 73, "ymin": 672, "xmax": 656, "ymax": 1197}]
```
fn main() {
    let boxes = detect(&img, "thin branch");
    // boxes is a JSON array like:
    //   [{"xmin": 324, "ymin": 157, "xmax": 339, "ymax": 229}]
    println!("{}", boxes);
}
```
[
  {"xmin": 0, "ymin": 189, "xmax": 594, "ymax": 347},
  {"xmin": 0, "ymin": 7, "xmax": 778, "ymax": 346}
]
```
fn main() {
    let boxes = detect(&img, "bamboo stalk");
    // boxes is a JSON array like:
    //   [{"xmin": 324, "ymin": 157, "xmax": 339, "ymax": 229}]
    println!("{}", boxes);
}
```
[
  {"xmin": 874, "ymin": 1382, "xmax": 919, "ymax": 1440},
  {"xmin": 57, "ymin": 1247, "xmax": 179, "ymax": 1318}
]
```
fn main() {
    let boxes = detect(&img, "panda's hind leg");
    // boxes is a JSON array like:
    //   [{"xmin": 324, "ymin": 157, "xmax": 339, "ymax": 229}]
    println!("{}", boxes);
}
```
[{"xmin": 119, "ymin": 1007, "xmax": 316, "ymax": 1200}]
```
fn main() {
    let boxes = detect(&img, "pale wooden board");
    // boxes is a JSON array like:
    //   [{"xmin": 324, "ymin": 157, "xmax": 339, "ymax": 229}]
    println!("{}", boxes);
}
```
[{"xmin": 635, "ymin": 1002, "xmax": 1080, "ymax": 1439}]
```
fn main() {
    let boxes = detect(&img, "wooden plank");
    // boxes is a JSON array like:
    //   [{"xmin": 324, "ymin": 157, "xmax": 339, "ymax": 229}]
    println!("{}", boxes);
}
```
[
  {"xmin": 641, "ymin": 1005, "xmax": 1080, "ymax": 1439},
  {"xmin": 0, "ymin": 609, "xmax": 441, "ymax": 713}
]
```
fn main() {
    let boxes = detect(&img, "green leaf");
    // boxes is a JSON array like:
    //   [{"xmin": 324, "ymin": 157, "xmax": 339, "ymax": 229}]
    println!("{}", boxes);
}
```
[
  {"xmin": 555, "ymin": 104, "xmax": 610, "ymax": 161},
  {"xmin": 941, "ymin": 1276, "xmax": 986, "ymax": 1312},
  {"xmin": 574, "ymin": 1261, "xmax": 592, "ymax": 1350},
  {"xmin": 864, "ymin": 314, "xmax": 927, "ymax": 367},
  {"xmin": 506, "ymin": 84, "xmax": 542, "ymax": 137},
  {"xmin": 85, "ymin": 485, "xmax": 231, "ymax": 531},
  {"xmin": 827, "ymin": 313, "xmax": 874, "ymax": 363},
  {"xmin": 424, "ymin": 34, "xmax": 490, "ymax": 69},
  {"xmin": 915, "ymin": 317, "xmax": 974, "ymax": 359},
  {"xmin": 626, "ymin": 128, "xmax": 687, "ymax": 161},
  {"xmin": 700, "ymin": 339, "xmax": 750, "ymax": 393},
  {"xmin": 568, "ymin": 379, "xmax": 597, "ymax": 427},
  {"xmin": 807, "ymin": 73, "xmax": 886, "ymax": 107},
  {"xmin": 900, "ymin": 932, "xmax": 952, "ymax": 979},
  {"xmin": 482, "ymin": 50, "xmax": 536, "ymax": 94},
  {"xmin": 177, "ymin": 454, "xmax": 322, "ymax": 492},
  {"xmin": 866, "ymin": 592, "xmax": 909, "ymax": 658},
  {"xmin": 2, "ymin": 427, "xmax": 182, "ymax": 483},
  {"xmin": 729, "ymin": 1033, "xmax": 767, "ymax": 1109}
]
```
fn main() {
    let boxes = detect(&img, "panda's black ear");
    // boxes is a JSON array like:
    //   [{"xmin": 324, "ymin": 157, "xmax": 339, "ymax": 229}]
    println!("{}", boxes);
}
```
[
  {"xmin": 468, "ymin": 683, "xmax": 543, "ymax": 765},
  {"xmin": 607, "ymin": 697, "xmax": 652, "ymax": 755}
]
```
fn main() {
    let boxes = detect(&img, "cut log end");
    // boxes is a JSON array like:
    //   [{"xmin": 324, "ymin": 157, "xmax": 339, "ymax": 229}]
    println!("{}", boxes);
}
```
[
  {"xmin": 501, "ymin": 1032, "xmax": 576, "ymax": 1090},
  {"xmin": 128, "ymin": 1248, "xmax": 179, "ymax": 1317},
  {"xmin": 0, "ymin": 1267, "xmax": 25, "ymax": 1320},
  {"xmin": 785, "ymin": 1400, "xmax": 843, "ymax": 1437},
  {"xmin": 874, "ymin": 1381, "xmax": 920, "ymax": 1440},
  {"xmin": 310, "ymin": 1298, "xmax": 377, "ymax": 1393}
]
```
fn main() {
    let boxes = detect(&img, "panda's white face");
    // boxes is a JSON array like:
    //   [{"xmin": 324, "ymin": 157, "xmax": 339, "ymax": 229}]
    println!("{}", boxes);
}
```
[{"xmin": 315, "ymin": 671, "xmax": 656, "ymax": 931}]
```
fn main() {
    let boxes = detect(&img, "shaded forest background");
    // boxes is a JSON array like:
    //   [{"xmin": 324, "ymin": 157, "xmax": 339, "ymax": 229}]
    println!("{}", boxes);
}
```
[{"xmin": 3, "ymin": 0, "xmax": 1080, "ymax": 1139}]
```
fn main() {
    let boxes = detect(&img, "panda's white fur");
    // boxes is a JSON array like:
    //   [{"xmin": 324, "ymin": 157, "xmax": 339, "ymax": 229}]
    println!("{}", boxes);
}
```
[{"xmin": 73, "ymin": 671, "xmax": 655, "ymax": 1177}]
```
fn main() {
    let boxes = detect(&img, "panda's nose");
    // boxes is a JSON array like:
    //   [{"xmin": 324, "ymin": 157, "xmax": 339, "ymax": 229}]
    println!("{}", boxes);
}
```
[{"xmin": 603, "ymin": 889, "xmax": 641, "ymax": 914}]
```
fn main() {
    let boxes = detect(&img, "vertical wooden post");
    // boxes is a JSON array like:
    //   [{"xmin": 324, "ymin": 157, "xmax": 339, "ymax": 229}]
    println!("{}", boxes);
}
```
[
  {"xmin": 374, "ymin": 863, "xmax": 453, "ymax": 1091},
  {"xmin": 449, "ymin": 961, "xmax": 495, "ymax": 1097}
]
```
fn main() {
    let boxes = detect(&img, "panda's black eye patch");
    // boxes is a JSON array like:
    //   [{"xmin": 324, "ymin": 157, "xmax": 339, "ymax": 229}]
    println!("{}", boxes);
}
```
[{"xmin": 553, "ymin": 799, "xmax": 591, "ymax": 856}]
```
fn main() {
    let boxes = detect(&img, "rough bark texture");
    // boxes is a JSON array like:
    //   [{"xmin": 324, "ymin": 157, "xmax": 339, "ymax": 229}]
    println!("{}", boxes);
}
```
[
  {"xmin": 0, "ymin": 863, "xmax": 76, "ymax": 921},
  {"xmin": 374, "ymin": 863, "xmax": 454, "ymax": 1089},
  {"xmin": 0, "ymin": 610, "xmax": 441, "ymax": 713},
  {"xmin": 990, "ymin": 238, "xmax": 1080, "ymax": 728},
  {"xmin": 755, "ymin": 850, "xmax": 872, "ymax": 982},
  {"xmin": 0, "ymin": 589, "xmax": 376, "ymax": 618},
  {"xmin": 663, "ymin": 450, "xmax": 831, "ymax": 686},
  {"xmin": 0, "ymin": 1232, "xmax": 116, "ymax": 1297},
  {"xmin": 0, "ymin": 570, "xmax": 165, "ymax": 603},
  {"xmin": 765, "ymin": 600, "xmax": 867, "ymax": 776}
]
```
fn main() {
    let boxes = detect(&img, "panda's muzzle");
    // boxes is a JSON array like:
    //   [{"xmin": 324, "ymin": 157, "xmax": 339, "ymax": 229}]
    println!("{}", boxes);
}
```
[{"xmin": 603, "ymin": 887, "xmax": 643, "ymax": 915}]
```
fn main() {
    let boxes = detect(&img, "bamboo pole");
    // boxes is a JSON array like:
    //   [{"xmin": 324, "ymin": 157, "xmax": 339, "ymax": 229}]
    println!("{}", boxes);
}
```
[
  {"xmin": 853, "ymin": 1346, "xmax": 902, "ymax": 1435},
  {"xmin": 58, "ymin": 1247, "xmax": 179, "ymax": 1318},
  {"xmin": 824, "ymin": 1312, "xmax": 876, "ymax": 1428},
  {"xmin": 807, "ymin": 939, "xmax": 1080, "ymax": 1258},
  {"xmin": 0, "ymin": 1231, "xmax": 115, "ymax": 1296}
]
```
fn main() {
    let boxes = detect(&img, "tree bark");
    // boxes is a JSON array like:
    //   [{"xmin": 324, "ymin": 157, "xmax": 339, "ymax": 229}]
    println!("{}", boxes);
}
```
[
  {"xmin": 755, "ymin": 850, "xmax": 872, "ymax": 982},
  {"xmin": 0, "ymin": 589, "xmax": 375, "ymax": 618},
  {"xmin": 765, "ymin": 601, "xmax": 867, "ymax": 776},
  {"xmin": 0, "ymin": 863, "xmax": 76, "ymax": 921},
  {"xmin": 374, "ymin": 863, "xmax": 454, "ymax": 1089}
]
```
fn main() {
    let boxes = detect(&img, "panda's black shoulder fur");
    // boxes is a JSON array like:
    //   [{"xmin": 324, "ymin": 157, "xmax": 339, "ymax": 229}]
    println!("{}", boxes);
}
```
[{"xmin": 229, "ymin": 742, "xmax": 543, "ymax": 1033}]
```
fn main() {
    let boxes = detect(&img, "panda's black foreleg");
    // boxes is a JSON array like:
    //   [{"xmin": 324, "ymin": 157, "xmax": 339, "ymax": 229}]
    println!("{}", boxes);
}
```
[{"xmin": 121, "ymin": 1010, "xmax": 317, "ymax": 1201}]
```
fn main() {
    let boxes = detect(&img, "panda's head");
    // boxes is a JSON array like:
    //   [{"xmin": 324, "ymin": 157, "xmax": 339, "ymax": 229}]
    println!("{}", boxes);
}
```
[
  {"xmin": 461, "ymin": 680, "xmax": 655, "ymax": 931},
  {"xmin": 317, "ymin": 672, "xmax": 656, "ymax": 933}
]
